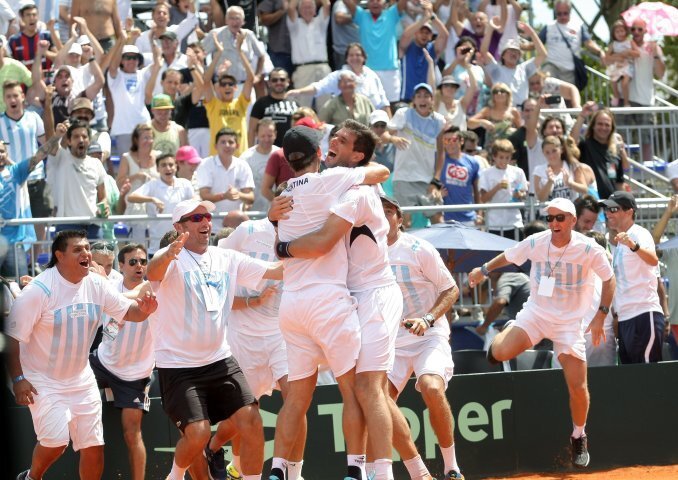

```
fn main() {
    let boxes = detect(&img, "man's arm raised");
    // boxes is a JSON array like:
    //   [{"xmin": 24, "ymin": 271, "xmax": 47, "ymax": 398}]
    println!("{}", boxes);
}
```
[{"xmin": 146, "ymin": 232, "xmax": 189, "ymax": 281}]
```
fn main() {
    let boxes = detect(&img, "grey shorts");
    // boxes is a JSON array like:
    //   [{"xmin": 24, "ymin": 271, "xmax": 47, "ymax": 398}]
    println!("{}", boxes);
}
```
[{"xmin": 392, "ymin": 180, "xmax": 429, "ymax": 207}]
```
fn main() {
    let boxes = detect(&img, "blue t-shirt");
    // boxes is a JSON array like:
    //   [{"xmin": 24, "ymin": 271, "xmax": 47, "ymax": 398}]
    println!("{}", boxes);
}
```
[
  {"xmin": 354, "ymin": 4, "xmax": 402, "ymax": 71},
  {"xmin": 401, "ymin": 41, "xmax": 436, "ymax": 102},
  {"xmin": 0, "ymin": 159, "xmax": 36, "ymax": 246},
  {"xmin": 442, "ymin": 153, "xmax": 480, "ymax": 222}
]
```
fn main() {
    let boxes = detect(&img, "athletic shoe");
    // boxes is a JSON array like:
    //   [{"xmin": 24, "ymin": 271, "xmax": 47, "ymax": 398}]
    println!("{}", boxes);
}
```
[
  {"xmin": 571, "ymin": 434, "xmax": 590, "ymax": 468},
  {"xmin": 204, "ymin": 445, "xmax": 227, "ymax": 480},
  {"xmin": 226, "ymin": 463, "xmax": 242, "ymax": 480},
  {"xmin": 16, "ymin": 470, "xmax": 29, "ymax": 480},
  {"xmin": 445, "ymin": 471, "xmax": 465, "ymax": 480}
]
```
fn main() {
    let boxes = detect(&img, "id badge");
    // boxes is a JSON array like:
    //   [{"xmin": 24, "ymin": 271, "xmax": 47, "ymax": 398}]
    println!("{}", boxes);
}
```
[
  {"xmin": 201, "ymin": 283, "xmax": 220, "ymax": 312},
  {"xmin": 538, "ymin": 276, "xmax": 555, "ymax": 297},
  {"xmin": 102, "ymin": 319, "xmax": 121, "ymax": 341}
]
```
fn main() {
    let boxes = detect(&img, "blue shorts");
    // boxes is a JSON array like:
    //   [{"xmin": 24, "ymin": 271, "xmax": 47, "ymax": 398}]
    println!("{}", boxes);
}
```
[{"xmin": 618, "ymin": 311, "xmax": 665, "ymax": 364}]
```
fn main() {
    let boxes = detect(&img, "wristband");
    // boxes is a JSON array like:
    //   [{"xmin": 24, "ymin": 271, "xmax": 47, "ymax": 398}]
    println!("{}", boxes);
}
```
[
  {"xmin": 631, "ymin": 242, "xmax": 640, "ymax": 252},
  {"xmin": 12, "ymin": 374, "xmax": 26, "ymax": 384},
  {"xmin": 430, "ymin": 178, "xmax": 443, "ymax": 189},
  {"xmin": 88, "ymin": 57, "xmax": 95, "ymax": 63},
  {"xmin": 480, "ymin": 263, "xmax": 490, "ymax": 276},
  {"xmin": 276, "ymin": 241, "xmax": 293, "ymax": 258},
  {"xmin": 269, "ymin": 218, "xmax": 278, "ymax": 227}
]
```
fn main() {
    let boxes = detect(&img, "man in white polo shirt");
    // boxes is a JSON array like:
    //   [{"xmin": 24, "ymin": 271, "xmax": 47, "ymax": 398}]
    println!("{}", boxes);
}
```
[
  {"xmin": 600, "ymin": 191, "xmax": 665, "ymax": 363},
  {"xmin": 6, "ymin": 230, "xmax": 157, "ymax": 480},
  {"xmin": 468, "ymin": 197, "xmax": 615, "ymax": 470}
]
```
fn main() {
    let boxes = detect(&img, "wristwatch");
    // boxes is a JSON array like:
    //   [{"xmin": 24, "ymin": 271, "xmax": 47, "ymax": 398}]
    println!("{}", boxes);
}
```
[
  {"xmin": 423, "ymin": 313, "xmax": 436, "ymax": 327},
  {"xmin": 631, "ymin": 242, "xmax": 641, "ymax": 252},
  {"xmin": 598, "ymin": 305, "xmax": 610, "ymax": 315}
]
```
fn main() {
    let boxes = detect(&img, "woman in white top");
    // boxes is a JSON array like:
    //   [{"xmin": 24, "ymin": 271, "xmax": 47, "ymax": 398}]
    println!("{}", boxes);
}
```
[
  {"xmin": 533, "ymin": 135, "xmax": 588, "ymax": 202},
  {"xmin": 434, "ymin": 72, "xmax": 476, "ymax": 130}
]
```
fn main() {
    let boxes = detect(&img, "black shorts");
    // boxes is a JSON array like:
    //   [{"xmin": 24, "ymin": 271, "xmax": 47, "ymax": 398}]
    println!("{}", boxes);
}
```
[
  {"xmin": 618, "ymin": 311, "xmax": 665, "ymax": 364},
  {"xmin": 90, "ymin": 350, "xmax": 151, "ymax": 412},
  {"xmin": 158, "ymin": 356, "xmax": 256, "ymax": 431},
  {"xmin": 27, "ymin": 179, "xmax": 53, "ymax": 218}
]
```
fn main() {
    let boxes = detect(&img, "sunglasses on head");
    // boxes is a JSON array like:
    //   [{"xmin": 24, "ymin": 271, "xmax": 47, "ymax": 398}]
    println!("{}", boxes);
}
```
[
  {"xmin": 546, "ymin": 214, "xmax": 567, "ymax": 223},
  {"xmin": 179, "ymin": 212, "xmax": 212, "ymax": 223},
  {"xmin": 128, "ymin": 258, "xmax": 148, "ymax": 266},
  {"xmin": 91, "ymin": 241, "xmax": 116, "ymax": 253}
]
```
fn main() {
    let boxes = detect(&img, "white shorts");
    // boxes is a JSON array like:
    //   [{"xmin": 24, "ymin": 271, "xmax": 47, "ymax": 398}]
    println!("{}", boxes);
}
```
[
  {"xmin": 376, "ymin": 68, "xmax": 401, "ymax": 103},
  {"xmin": 28, "ymin": 380, "xmax": 104, "ymax": 451},
  {"xmin": 279, "ymin": 285, "xmax": 361, "ymax": 381},
  {"xmin": 388, "ymin": 335, "xmax": 454, "ymax": 394},
  {"xmin": 514, "ymin": 307, "xmax": 587, "ymax": 362},
  {"xmin": 228, "ymin": 329, "xmax": 288, "ymax": 399},
  {"xmin": 355, "ymin": 284, "xmax": 403, "ymax": 374}
]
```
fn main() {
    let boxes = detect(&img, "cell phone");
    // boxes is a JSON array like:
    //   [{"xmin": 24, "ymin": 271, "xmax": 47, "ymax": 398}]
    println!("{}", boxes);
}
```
[{"xmin": 545, "ymin": 95, "xmax": 561, "ymax": 105}]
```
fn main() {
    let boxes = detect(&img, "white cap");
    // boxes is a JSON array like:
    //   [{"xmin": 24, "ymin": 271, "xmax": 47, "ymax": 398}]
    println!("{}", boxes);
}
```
[
  {"xmin": 77, "ymin": 35, "xmax": 91, "ymax": 45},
  {"xmin": 369, "ymin": 109, "xmax": 389, "ymax": 125},
  {"xmin": 172, "ymin": 200, "xmax": 216, "ymax": 223},
  {"xmin": 501, "ymin": 38, "xmax": 522, "ymax": 55},
  {"xmin": 68, "ymin": 43, "xmax": 83, "ymax": 55},
  {"xmin": 122, "ymin": 44, "xmax": 141, "ymax": 56},
  {"xmin": 545, "ymin": 198, "xmax": 577, "ymax": 217}
]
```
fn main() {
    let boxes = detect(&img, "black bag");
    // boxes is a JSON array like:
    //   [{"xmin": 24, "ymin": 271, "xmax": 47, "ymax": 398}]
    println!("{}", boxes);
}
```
[{"xmin": 557, "ymin": 25, "xmax": 588, "ymax": 91}]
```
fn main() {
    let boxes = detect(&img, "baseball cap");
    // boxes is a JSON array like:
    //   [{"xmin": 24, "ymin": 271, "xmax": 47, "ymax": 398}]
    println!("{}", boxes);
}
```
[
  {"xmin": 55, "ymin": 65, "xmax": 73, "ymax": 77},
  {"xmin": 380, "ymin": 194, "xmax": 402, "ymax": 215},
  {"xmin": 501, "ymin": 39, "xmax": 522, "ymax": 55},
  {"xmin": 545, "ymin": 198, "xmax": 577, "ymax": 217},
  {"xmin": 599, "ymin": 191, "xmax": 637, "ymax": 210},
  {"xmin": 420, "ymin": 22, "xmax": 434, "ymax": 32},
  {"xmin": 68, "ymin": 43, "xmax": 83, "ymax": 56},
  {"xmin": 282, "ymin": 126, "xmax": 322, "ymax": 162},
  {"xmin": 87, "ymin": 143, "xmax": 103, "ymax": 155},
  {"xmin": 77, "ymin": 35, "xmax": 90, "ymax": 45},
  {"xmin": 369, "ymin": 110, "xmax": 389, "ymax": 126},
  {"xmin": 159, "ymin": 31, "xmax": 178, "ymax": 41},
  {"xmin": 69, "ymin": 97, "xmax": 94, "ymax": 115},
  {"xmin": 413, "ymin": 83, "xmax": 433, "ymax": 95},
  {"xmin": 151, "ymin": 93, "xmax": 174, "ymax": 110},
  {"xmin": 175, "ymin": 145, "xmax": 202, "ymax": 165},
  {"xmin": 294, "ymin": 116, "xmax": 321, "ymax": 130},
  {"xmin": 172, "ymin": 199, "xmax": 215, "ymax": 223},
  {"xmin": 440, "ymin": 75, "xmax": 461, "ymax": 88}
]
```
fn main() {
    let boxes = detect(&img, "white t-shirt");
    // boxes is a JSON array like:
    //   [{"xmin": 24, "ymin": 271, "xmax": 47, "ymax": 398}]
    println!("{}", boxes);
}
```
[
  {"xmin": 46, "ymin": 148, "xmax": 107, "ymax": 217},
  {"xmin": 131, "ymin": 177, "xmax": 195, "ymax": 253},
  {"xmin": 218, "ymin": 219, "xmax": 282, "ymax": 336},
  {"xmin": 532, "ymin": 162, "xmax": 577, "ymax": 201},
  {"xmin": 389, "ymin": 232, "xmax": 456, "ymax": 348},
  {"xmin": 542, "ymin": 21, "xmax": 585, "ymax": 71},
  {"xmin": 331, "ymin": 185, "xmax": 395, "ymax": 293},
  {"xmin": 526, "ymin": 137, "xmax": 547, "ymax": 194},
  {"xmin": 629, "ymin": 41, "xmax": 657, "ymax": 106},
  {"xmin": 151, "ymin": 246, "xmax": 269, "ymax": 368},
  {"xmin": 6, "ymin": 268, "xmax": 133, "ymax": 389},
  {"xmin": 195, "ymin": 155, "xmax": 255, "ymax": 213},
  {"xmin": 97, "ymin": 278, "xmax": 155, "ymax": 381},
  {"xmin": 107, "ymin": 68, "xmax": 153, "ymax": 136},
  {"xmin": 286, "ymin": 11, "xmax": 330, "ymax": 65},
  {"xmin": 240, "ymin": 145, "xmax": 279, "ymax": 213},
  {"xmin": 505, "ymin": 230, "xmax": 613, "ymax": 325},
  {"xmin": 478, "ymin": 165, "xmax": 526, "ymax": 229},
  {"xmin": 611, "ymin": 224, "xmax": 662, "ymax": 321},
  {"xmin": 278, "ymin": 166, "xmax": 366, "ymax": 291}
]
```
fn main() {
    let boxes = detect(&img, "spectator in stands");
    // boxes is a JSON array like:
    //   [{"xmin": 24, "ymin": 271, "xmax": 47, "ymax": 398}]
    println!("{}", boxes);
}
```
[
  {"xmin": 369, "ymin": 110, "xmax": 395, "ymax": 195},
  {"xmin": 261, "ymin": 148, "xmax": 294, "ymax": 204},
  {"xmin": 70, "ymin": 0, "xmax": 123, "ymax": 52},
  {"xmin": 8, "ymin": 4, "xmax": 56, "ymax": 72},
  {"xmin": 249, "ymin": 68, "xmax": 299, "ymax": 148},
  {"xmin": 318, "ymin": 71, "xmax": 373, "ymax": 127},
  {"xmin": 533, "ymin": 135, "xmax": 587, "ymax": 202},
  {"xmin": 292, "ymin": 108, "xmax": 334, "ymax": 157},
  {"xmin": 626, "ymin": 19, "xmax": 666, "ymax": 163},
  {"xmin": 288, "ymin": 43, "xmax": 390, "ymax": 114},
  {"xmin": 601, "ymin": 191, "xmax": 664, "ymax": 363},
  {"xmin": 202, "ymin": 31, "xmax": 254, "ymax": 157},
  {"xmin": 398, "ymin": 1, "xmax": 448, "ymax": 102},
  {"xmin": 388, "ymin": 82, "xmax": 446, "ymax": 227},
  {"xmin": 257, "ymin": 0, "xmax": 293, "ymax": 75},
  {"xmin": 196, "ymin": 127, "xmax": 254, "ymax": 224},
  {"xmin": 524, "ymin": 97, "xmax": 567, "ymax": 193},
  {"xmin": 70, "ymin": 97, "xmax": 112, "ymax": 166},
  {"xmin": 460, "ymin": 130, "xmax": 489, "ymax": 169},
  {"xmin": 440, "ymin": 125, "xmax": 481, "ymax": 225},
  {"xmin": 442, "ymin": 36, "xmax": 487, "ymax": 118},
  {"xmin": 127, "ymin": 153, "xmax": 195, "ymax": 253},
  {"xmin": 449, "ymin": 0, "xmax": 506, "ymax": 61},
  {"xmin": 343, "ymin": 0, "xmax": 409, "ymax": 104},
  {"xmin": 479, "ymin": 0, "xmax": 522, "ymax": 51},
  {"xmin": 146, "ymin": 31, "xmax": 189, "ymax": 96},
  {"xmin": 574, "ymin": 194, "xmax": 602, "ymax": 234},
  {"xmin": 0, "ymin": 3, "xmax": 17, "ymax": 38},
  {"xmin": 527, "ymin": 70, "xmax": 580, "ymax": 108},
  {"xmin": 475, "ymin": 271, "xmax": 530, "ymax": 335},
  {"xmin": 479, "ymin": 139, "xmax": 527, "ymax": 239},
  {"xmin": 150, "ymin": 93, "xmax": 187, "ymax": 156},
  {"xmin": 240, "ymin": 118, "xmax": 279, "ymax": 213},
  {"xmin": 435, "ymin": 74, "xmax": 476, "ymax": 132},
  {"xmin": 468, "ymin": 82, "xmax": 520, "ymax": 148},
  {"xmin": 652, "ymin": 195, "xmax": 678, "ymax": 345},
  {"xmin": 135, "ymin": 2, "xmax": 198, "ymax": 59},
  {"xmin": 507, "ymin": 97, "xmax": 536, "ymax": 177},
  {"xmin": 47, "ymin": 119, "xmax": 109, "ymax": 238},
  {"xmin": 571, "ymin": 102, "xmax": 628, "ymax": 200},
  {"xmin": 107, "ymin": 35, "xmax": 152, "ymax": 156},
  {"xmin": 146, "ymin": 66, "xmax": 183, "ymax": 110},
  {"xmin": 330, "ymin": 0, "xmax": 360, "ymax": 70},
  {"xmin": 90, "ymin": 241, "xmax": 122, "ymax": 281},
  {"xmin": 88, "ymin": 142, "xmax": 126, "ymax": 240},
  {"xmin": 604, "ymin": 20, "xmax": 636, "ymax": 108},
  {"xmin": 538, "ymin": 0, "xmax": 605, "ymax": 85},
  {"xmin": 175, "ymin": 144, "xmax": 201, "ymax": 186},
  {"xmin": 286, "ymin": 0, "xmax": 331, "ymax": 108},
  {"xmin": 0, "ymin": 36, "xmax": 32, "ymax": 113}
]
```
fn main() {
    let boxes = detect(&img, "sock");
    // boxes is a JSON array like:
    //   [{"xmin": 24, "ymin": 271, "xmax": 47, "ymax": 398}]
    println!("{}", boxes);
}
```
[
  {"xmin": 287, "ymin": 460, "xmax": 303, "ymax": 480},
  {"xmin": 403, "ymin": 455, "xmax": 430, "ymax": 479},
  {"xmin": 374, "ymin": 458, "xmax": 394, "ymax": 480},
  {"xmin": 572, "ymin": 424, "xmax": 586, "ymax": 439},
  {"xmin": 440, "ymin": 444, "xmax": 459, "ymax": 474},
  {"xmin": 347, "ymin": 454, "xmax": 367, "ymax": 480},
  {"xmin": 232, "ymin": 454, "xmax": 241, "ymax": 473},
  {"xmin": 169, "ymin": 459, "xmax": 187, "ymax": 480},
  {"xmin": 365, "ymin": 462, "xmax": 375, "ymax": 478},
  {"xmin": 242, "ymin": 476, "xmax": 261, "ymax": 480},
  {"xmin": 270, "ymin": 457, "xmax": 287, "ymax": 480}
]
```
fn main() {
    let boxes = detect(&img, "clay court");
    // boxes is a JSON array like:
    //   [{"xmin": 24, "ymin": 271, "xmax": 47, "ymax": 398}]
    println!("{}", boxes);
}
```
[{"xmin": 482, "ymin": 464, "xmax": 678, "ymax": 479}]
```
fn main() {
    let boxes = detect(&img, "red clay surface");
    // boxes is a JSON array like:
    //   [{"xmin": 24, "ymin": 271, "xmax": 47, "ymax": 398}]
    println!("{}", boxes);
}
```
[{"xmin": 481, "ymin": 464, "xmax": 678, "ymax": 479}]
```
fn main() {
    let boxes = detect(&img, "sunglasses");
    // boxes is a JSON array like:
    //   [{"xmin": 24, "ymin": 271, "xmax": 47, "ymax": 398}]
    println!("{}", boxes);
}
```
[
  {"xmin": 631, "ymin": 27, "xmax": 644, "ymax": 32},
  {"xmin": 546, "ymin": 214, "xmax": 567, "ymax": 223},
  {"xmin": 128, "ymin": 258, "xmax": 148, "ymax": 266},
  {"xmin": 220, "ymin": 81, "xmax": 235, "ymax": 87},
  {"xmin": 179, "ymin": 212, "xmax": 212, "ymax": 223},
  {"xmin": 604, "ymin": 206, "xmax": 626, "ymax": 213},
  {"xmin": 493, "ymin": 90, "xmax": 509, "ymax": 95},
  {"xmin": 270, "ymin": 77, "xmax": 287, "ymax": 83},
  {"xmin": 91, "ymin": 241, "xmax": 116, "ymax": 252},
  {"xmin": 122, "ymin": 55, "xmax": 139, "ymax": 61}
]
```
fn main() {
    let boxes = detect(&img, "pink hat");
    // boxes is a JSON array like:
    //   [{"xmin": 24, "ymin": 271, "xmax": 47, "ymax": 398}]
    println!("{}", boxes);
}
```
[
  {"xmin": 175, "ymin": 145, "xmax": 201, "ymax": 165},
  {"xmin": 295, "ymin": 116, "xmax": 322, "ymax": 130}
]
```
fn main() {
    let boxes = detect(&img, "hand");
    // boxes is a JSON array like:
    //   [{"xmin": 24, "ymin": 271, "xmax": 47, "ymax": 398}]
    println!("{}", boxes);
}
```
[
  {"xmin": 489, "ymin": 15, "xmax": 501, "ymax": 31},
  {"xmin": 212, "ymin": 31, "xmax": 224, "ymax": 52},
  {"xmin": 391, "ymin": 136, "xmax": 411, "ymax": 150},
  {"xmin": 217, "ymin": 59, "xmax": 232, "ymax": 76},
  {"xmin": 235, "ymin": 31, "xmax": 246, "ymax": 49},
  {"xmin": 88, "ymin": 260, "xmax": 107, "ymax": 277},
  {"xmin": 285, "ymin": 89, "xmax": 300, "ymax": 98},
  {"xmin": 70, "ymin": 22, "xmax": 79, "ymax": 40},
  {"xmin": 128, "ymin": 28, "xmax": 142, "ymax": 41},
  {"xmin": 668, "ymin": 194, "xmax": 678, "ymax": 214},
  {"xmin": 46, "ymin": 18, "xmax": 56, "ymax": 32},
  {"xmin": 44, "ymin": 84, "xmax": 55, "ymax": 101},
  {"xmin": 81, "ymin": 44, "xmax": 93, "ymax": 62},
  {"xmin": 19, "ymin": 275, "xmax": 33, "ymax": 287},
  {"xmin": 135, "ymin": 290, "xmax": 158, "ymax": 315},
  {"xmin": 420, "ymin": 0, "xmax": 432, "ymax": 16},
  {"xmin": 119, "ymin": 179, "xmax": 132, "ymax": 196},
  {"xmin": 13, "ymin": 379, "xmax": 38, "ymax": 406},
  {"xmin": 614, "ymin": 231, "xmax": 637, "ymax": 250},
  {"xmin": 73, "ymin": 16, "xmax": 88, "ymax": 33},
  {"xmin": 584, "ymin": 312, "xmax": 606, "ymax": 346},
  {"xmin": 37, "ymin": 39, "xmax": 50, "ymax": 54},
  {"xmin": 125, "ymin": 17, "xmax": 134, "ymax": 32},
  {"xmin": 546, "ymin": 166, "xmax": 556, "ymax": 182},
  {"xmin": 517, "ymin": 21, "xmax": 531, "ymax": 36},
  {"xmin": 468, "ymin": 267, "xmax": 486, "ymax": 288},
  {"xmin": 500, "ymin": 178, "xmax": 510, "ymax": 189},
  {"xmin": 269, "ymin": 195, "xmax": 293, "ymax": 221},
  {"xmin": 222, "ymin": 185, "xmax": 240, "ymax": 201},
  {"xmin": 152, "ymin": 198, "xmax": 165, "ymax": 213},
  {"xmin": 580, "ymin": 100, "xmax": 596, "ymax": 118},
  {"xmin": 422, "ymin": 47, "xmax": 434, "ymax": 65},
  {"xmin": 562, "ymin": 168, "xmax": 570, "ymax": 186},
  {"xmin": 513, "ymin": 189, "xmax": 526, "ymax": 201},
  {"xmin": 402, "ymin": 317, "xmax": 429, "ymax": 336},
  {"xmin": 257, "ymin": 285, "xmax": 278, "ymax": 304},
  {"xmin": 167, "ymin": 232, "xmax": 189, "ymax": 259},
  {"xmin": 476, "ymin": 324, "xmax": 489, "ymax": 335},
  {"xmin": 96, "ymin": 203, "xmax": 110, "ymax": 218}
]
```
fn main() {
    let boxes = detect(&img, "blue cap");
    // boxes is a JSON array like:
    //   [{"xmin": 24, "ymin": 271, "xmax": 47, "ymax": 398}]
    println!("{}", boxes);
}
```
[{"xmin": 413, "ymin": 83, "xmax": 433, "ymax": 95}]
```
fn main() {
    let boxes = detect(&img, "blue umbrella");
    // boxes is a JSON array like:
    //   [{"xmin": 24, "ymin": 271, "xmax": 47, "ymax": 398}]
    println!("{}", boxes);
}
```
[
  {"xmin": 409, "ymin": 221, "xmax": 526, "ymax": 272},
  {"xmin": 658, "ymin": 236, "xmax": 678, "ymax": 251}
]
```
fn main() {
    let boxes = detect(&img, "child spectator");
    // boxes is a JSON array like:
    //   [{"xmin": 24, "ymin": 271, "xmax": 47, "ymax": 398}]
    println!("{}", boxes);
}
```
[
  {"xmin": 605, "ymin": 20, "xmax": 637, "ymax": 107},
  {"xmin": 533, "ymin": 135, "xmax": 587, "ymax": 202}
]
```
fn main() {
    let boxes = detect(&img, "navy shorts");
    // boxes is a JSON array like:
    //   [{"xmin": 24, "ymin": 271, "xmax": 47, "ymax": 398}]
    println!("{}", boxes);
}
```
[
  {"xmin": 90, "ymin": 350, "xmax": 151, "ymax": 411},
  {"xmin": 618, "ymin": 311, "xmax": 665, "ymax": 364}
]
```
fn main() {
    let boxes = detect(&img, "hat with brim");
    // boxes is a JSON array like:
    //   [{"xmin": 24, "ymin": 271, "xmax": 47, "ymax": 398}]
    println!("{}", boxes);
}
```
[
  {"xmin": 87, "ymin": 143, "xmax": 103, "ymax": 155},
  {"xmin": 420, "ymin": 22, "xmax": 434, "ymax": 32},
  {"xmin": 159, "ymin": 31, "xmax": 178, "ymax": 41},
  {"xmin": 176, "ymin": 145, "xmax": 202, "ymax": 165},
  {"xmin": 69, "ymin": 97, "xmax": 94, "ymax": 115},
  {"xmin": 413, "ymin": 83, "xmax": 433, "ymax": 95},
  {"xmin": 598, "ymin": 190, "xmax": 637, "ymax": 210},
  {"xmin": 151, "ymin": 93, "xmax": 174, "ymax": 110},
  {"xmin": 544, "ymin": 197, "xmax": 577, "ymax": 217},
  {"xmin": 501, "ymin": 39, "xmax": 522, "ymax": 56},
  {"xmin": 283, "ymin": 126, "xmax": 323, "ymax": 162},
  {"xmin": 369, "ymin": 109, "xmax": 389, "ymax": 126},
  {"xmin": 172, "ymin": 199, "xmax": 215, "ymax": 224},
  {"xmin": 380, "ymin": 194, "xmax": 402, "ymax": 216},
  {"xmin": 68, "ymin": 43, "xmax": 83, "ymax": 56},
  {"xmin": 121, "ymin": 45, "xmax": 144, "ymax": 67},
  {"xmin": 440, "ymin": 75, "xmax": 461, "ymax": 88}
]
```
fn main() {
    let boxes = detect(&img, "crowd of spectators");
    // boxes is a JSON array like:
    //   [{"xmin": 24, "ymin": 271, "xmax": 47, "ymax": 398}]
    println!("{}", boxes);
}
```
[{"xmin": 0, "ymin": 0, "xmax": 670, "ymax": 281}]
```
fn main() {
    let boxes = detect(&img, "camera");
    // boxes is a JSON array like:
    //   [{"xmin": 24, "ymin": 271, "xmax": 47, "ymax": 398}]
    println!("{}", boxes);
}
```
[{"xmin": 545, "ymin": 95, "xmax": 562, "ymax": 105}]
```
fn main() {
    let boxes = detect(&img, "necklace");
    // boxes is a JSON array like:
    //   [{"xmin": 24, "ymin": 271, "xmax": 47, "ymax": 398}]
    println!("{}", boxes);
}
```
[
  {"xmin": 546, "ymin": 238, "xmax": 570, "ymax": 277},
  {"xmin": 186, "ymin": 249, "xmax": 217, "ymax": 287}
]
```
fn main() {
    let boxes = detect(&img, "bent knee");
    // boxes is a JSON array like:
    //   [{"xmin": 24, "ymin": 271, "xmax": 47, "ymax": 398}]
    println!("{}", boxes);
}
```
[{"xmin": 183, "ymin": 421, "xmax": 212, "ymax": 446}]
